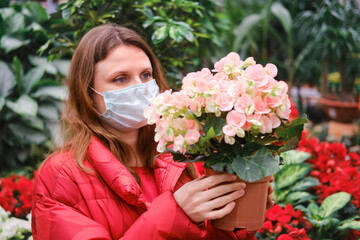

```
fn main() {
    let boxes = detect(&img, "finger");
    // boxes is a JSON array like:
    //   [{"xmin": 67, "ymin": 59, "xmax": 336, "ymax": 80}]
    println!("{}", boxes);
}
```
[
  {"xmin": 206, "ymin": 189, "xmax": 245, "ymax": 210},
  {"xmin": 266, "ymin": 200, "xmax": 275, "ymax": 210},
  {"xmin": 206, "ymin": 201, "xmax": 236, "ymax": 220},
  {"xmin": 204, "ymin": 181, "xmax": 246, "ymax": 201},
  {"xmin": 269, "ymin": 176, "xmax": 275, "ymax": 183},
  {"xmin": 195, "ymin": 174, "xmax": 238, "ymax": 191},
  {"xmin": 268, "ymin": 186, "xmax": 274, "ymax": 195}
]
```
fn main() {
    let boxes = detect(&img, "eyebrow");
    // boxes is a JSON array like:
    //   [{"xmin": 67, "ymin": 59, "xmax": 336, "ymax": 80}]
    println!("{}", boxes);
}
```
[{"xmin": 108, "ymin": 67, "xmax": 153, "ymax": 79}]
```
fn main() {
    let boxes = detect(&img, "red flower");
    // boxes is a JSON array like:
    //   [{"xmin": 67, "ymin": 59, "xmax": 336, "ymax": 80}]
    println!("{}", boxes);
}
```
[{"xmin": 0, "ymin": 174, "xmax": 34, "ymax": 218}]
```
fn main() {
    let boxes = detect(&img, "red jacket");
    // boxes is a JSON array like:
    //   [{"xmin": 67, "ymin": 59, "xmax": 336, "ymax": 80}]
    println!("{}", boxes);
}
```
[{"xmin": 32, "ymin": 137, "xmax": 255, "ymax": 239}]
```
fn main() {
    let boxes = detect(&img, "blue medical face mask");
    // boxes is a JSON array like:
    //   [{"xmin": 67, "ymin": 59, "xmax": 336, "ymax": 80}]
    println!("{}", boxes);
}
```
[{"xmin": 91, "ymin": 79, "xmax": 159, "ymax": 132}]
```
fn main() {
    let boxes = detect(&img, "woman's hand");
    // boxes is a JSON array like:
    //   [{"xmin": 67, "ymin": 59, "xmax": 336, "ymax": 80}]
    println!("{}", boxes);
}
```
[
  {"xmin": 266, "ymin": 176, "xmax": 275, "ymax": 210},
  {"xmin": 173, "ymin": 174, "xmax": 246, "ymax": 223}
]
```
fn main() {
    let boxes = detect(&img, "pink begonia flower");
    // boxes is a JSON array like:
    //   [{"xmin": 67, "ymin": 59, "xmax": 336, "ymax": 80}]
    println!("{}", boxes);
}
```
[
  {"xmin": 265, "ymin": 94, "xmax": 283, "ymax": 108},
  {"xmin": 269, "ymin": 113, "xmax": 281, "ymax": 128},
  {"xmin": 157, "ymin": 138, "xmax": 168, "ymax": 152},
  {"xmin": 223, "ymin": 125, "xmax": 236, "ymax": 136},
  {"xmin": 276, "ymin": 103, "xmax": 291, "ymax": 119},
  {"xmin": 172, "ymin": 118, "xmax": 188, "ymax": 131},
  {"xmin": 259, "ymin": 115, "xmax": 272, "ymax": 134},
  {"xmin": 264, "ymin": 63, "xmax": 278, "ymax": 77},
  {"xmin": 227, "ymin": 80, "xmax": 246, "ymax": 98},
  {"xmin": 173, "ymin": 135, "xmax": 185, "ymax": 152},
  {"xmin": 245, "ymin": 64, "xmax": 268, "ymax": 88},
  {"xmin": 270, "ymin": 81, "xmax": 288, "ymax": 98},
  {"xmin": 234, "ymin": 94, "xmax": 252, "ymax": 113},
  {"xmin": 226, "ymin": 110, "xmax": 246, "ymax": 128},
  {"xmin": 244, "ymin": 57, "xmax": 256, "ymax": 67},
  {"xmin": 172, "ymin": 92, "xmax": 189, "ymax": 110},
  {"xmin": 186, "ymin": 119, "xmax": 201, "ymax": 131},
  {"xmin": 214, "ymin": 92, "xmax": 234, "ymax": 111},
  {"xmin": 224, "ymin": 135, "xmax": 235, "ymax": 145},
  {"xmin": 244, "ymin": 114, "xmax": 261, "ymax": 131},
  {"xmin": 213, "ymin": 52, "xmax": 243, "ymax": 75},
  {"xmin": 254, "ymin": 96, "xmax": 271, "ymax": 114},
  {"xmin": 257, "ymin": 76, "xmax": 278, "ymax": 93},
  {"xmin": 185, "ymin": 129, "xmax": 201, "ymax": 145},
  {"xmin": 205, "ymin": 99, "xmax": 218, "ymax": 113},
  {"xmin": 188, "ymin": 97, "xmax": 204, "ymax": 117},
  {"xmin": 143, "ymin": 105, "xmax": 159, "ymax": 124}
]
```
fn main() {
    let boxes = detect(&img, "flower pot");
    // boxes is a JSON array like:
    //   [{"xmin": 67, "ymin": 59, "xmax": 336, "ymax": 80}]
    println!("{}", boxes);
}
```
[
  {"xmin": 205, "ymin": 168, "xmax": 271, "ymax": 231},
  {"xmin": 320, "ymin": 96, "xmax": 360, "ymax": 123}
]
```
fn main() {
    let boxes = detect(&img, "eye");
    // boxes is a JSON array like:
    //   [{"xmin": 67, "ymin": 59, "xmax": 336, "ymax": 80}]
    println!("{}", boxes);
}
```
[
  {"xmin": 141, "ymin": 71, "xmax": 153, "ymax": 81},
  {"xmin": 113, "ymin": 76, "xmax": 126, "ymax": 83}
]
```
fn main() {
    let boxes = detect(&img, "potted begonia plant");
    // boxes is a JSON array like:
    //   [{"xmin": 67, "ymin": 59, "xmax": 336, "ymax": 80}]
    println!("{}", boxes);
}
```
[{"xmin": 145, "ymin": 52, "xmax": 307, "ymax": 231}]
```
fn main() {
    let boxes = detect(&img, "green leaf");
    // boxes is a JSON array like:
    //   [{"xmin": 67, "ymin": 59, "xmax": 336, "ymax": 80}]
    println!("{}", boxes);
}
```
[
  {"xmin": 22, "ymin": 67, "xmax": 45, "ymax": 94},
  {"xmin": 280, "ymin": 150, "xmax": 312, "ymax": 164},
  {"xmin": 338, "ymin": 221, "xmax": 360, "ymax": 231},
  {"xmin": 169, "ymin": 27, "xmax": 183, "ymax": 42},
  {"xmin": 5, "ymin": 13, "xmax": 25, "ymax": 34},
  {"xmin": 203, "ymin": 115, "xmax": 226, "ymax": 136},
  {"xmin": 290, "ymin": 177, "xmax": 319, "ymax": 191},
  {"xmin": 31, "ymin": 85, "xmax": 67, "ymax": 100},
  {"xmin": 62, "ymin": 7, "xmax": 71, "ymax": 19},
  {"xmin": 275, "ymin": 163, "xmax": 311, "ymax": 189},
  {"xmin": 157, "ymin": 8, "xmax": 167, "ymax": 17},
  {"xmin": 29, "ymin": 56, "xmax": 57, "ymax": 75},
  {"xmin": 37, "ymin": 103, "xmax": 59, "ymax": 120},
  {"xmin": 178, "ymin": 26, "xmax": 194, "ymax": 42},
  {"xmin": 6, "ymin": 95, "xmax": 38, "ymax": 117},
  {"xmin": 22, "ymin": 116, "xmax": 45, "ymax": 131},
  {"xmin": 8, "ymin": 123, "xmax": 47, "ymax": 145},
  {"xmin": 275, "ymin": 117, "xmax": 307, "ymax": 142},
  {"xmin": 25, "ymin": 2, "xmax": 48, "ymax": 23},
  {"xmin": 286, "ymin": 191, "xmax": 314, "ymax": 204},
  {"xmin": 232, "ymin": 14, "xmax": 262, "ymax": 51},
  {"xmin": 13, "ymin": 56, "xmax": 23, "ymax": 94},
  {"xmin": 151, "ymin": 25, "xmax": 168, "ymax": 44},
  {"xmin": 0, "ymin": 35, "xmax": 30, "ymax": 53},
  {"xmin": 232, "ymin": 147, "xmax": 279, "ymax": 182},
  {"xmin": 271, "ymin": 2, "xmax": 292, "ymax": 34},
  {"xmin": 0, "ymin": 96, "xmax": 5, "ymax": 111},
  {"xmin": 320, "ymin": 192, "xmax": 351, "ymax": 218},
  {"xmin": 52, "ymin": 59, "xmax": 70, "ymax": 76},
  {"xmin": 0, "ymin": 60, "xmax": 16, "ymax": 97},
  {"xmin": 307, "ymin": 202, "xmax": 320, "ymax": 217},
  {"xmin": 199, "ymin": 127, "xmax": 216, "ymax": 145}
]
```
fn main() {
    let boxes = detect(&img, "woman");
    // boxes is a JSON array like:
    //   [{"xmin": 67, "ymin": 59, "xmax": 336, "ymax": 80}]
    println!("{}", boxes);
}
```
[{"xmin": 31, "ymin": 24, "xmax": 274, "ymax": 240}]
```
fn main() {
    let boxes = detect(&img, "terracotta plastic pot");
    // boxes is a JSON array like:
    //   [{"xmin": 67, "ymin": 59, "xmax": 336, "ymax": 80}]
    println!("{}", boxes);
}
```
[
  {"xmin": 320, "ymin": 96, "xmax": 360, "ymax": 123},
  {"xmin": 205, "ymin": 168, "xmax": 271, "ymax": 231}
]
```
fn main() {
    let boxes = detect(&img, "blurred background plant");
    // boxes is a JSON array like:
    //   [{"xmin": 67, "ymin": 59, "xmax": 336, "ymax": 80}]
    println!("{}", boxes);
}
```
[
  {"xmin": 0, "ymin": 1, "xmax": 69, "ymax": 176},
  {"xmin": 41, "ymin": 0, "xmax": 220, "ymax": 88}
]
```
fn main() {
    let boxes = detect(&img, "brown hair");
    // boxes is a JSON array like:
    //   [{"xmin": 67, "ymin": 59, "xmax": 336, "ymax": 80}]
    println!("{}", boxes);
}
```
[{"xmin": 46, "ymin": 24, "xmax": 196, "ymax": 182}]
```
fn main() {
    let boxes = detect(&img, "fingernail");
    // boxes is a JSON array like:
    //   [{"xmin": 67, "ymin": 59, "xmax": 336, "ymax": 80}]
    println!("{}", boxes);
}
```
[
  {"xmin": 237, "ymin": 190, "xmax": 244, "ymax": 196},
  {"xmin": 232, "ymin": 175, "xmax": 238, "ymax": 180}
]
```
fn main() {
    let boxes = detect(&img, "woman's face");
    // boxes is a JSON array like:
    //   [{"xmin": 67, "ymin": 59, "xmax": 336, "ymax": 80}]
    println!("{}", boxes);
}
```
[{"xmin": 93, "ymin": 44, "xmax": 153, "ymax": 114}]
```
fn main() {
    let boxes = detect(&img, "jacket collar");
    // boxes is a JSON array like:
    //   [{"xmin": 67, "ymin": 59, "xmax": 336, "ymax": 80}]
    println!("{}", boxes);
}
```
[{"xmin": 87, "ymin": 137, "xmax": 187, "ymax": 209}]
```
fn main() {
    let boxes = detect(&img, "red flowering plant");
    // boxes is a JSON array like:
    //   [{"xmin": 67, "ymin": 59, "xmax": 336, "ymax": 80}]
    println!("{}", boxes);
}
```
[
  {"xmin": 256, "ymin": 204, "xmax": 312, "ymax": 240},
  {"xmin": 0, "ymin": 174, "xmax": 34, "ymax": 219},
  {"xmin": 277, "ymin": 131, "xmax": 360, "ymax": 239}
]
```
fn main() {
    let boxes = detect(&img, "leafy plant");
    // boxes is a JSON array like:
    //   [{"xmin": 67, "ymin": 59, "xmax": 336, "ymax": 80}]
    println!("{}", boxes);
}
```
[
  {"xmin": 0, "ymin": 1, "xmax": 49, "ymax": 63},
  {"xmin": 299, "ymin": 192, "xmax": 360, "ymax": 239},
  {"xmin": 42, "ymin": 0, "xmax": 219, "ymax": 88},
  {"xmin": 296, "ymin": 0, "xmax": 360, "ymax": 99},
  {"xmin": 0, "ymin": 56, "xmax": 68, "ymax": 174},
  {"xmin": 273, "ymin": 150, "xmax": 319, "ymax": 206}
]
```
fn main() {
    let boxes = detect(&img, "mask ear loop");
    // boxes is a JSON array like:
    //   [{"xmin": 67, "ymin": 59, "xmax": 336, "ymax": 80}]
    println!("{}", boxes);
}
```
[
  {"xmin": 89, "ymin": 86, "xmax": 103, "ymax": 96},
  {"xmin": 89, "ymin": 86, "xmax": 104, "ymax": 115}
]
